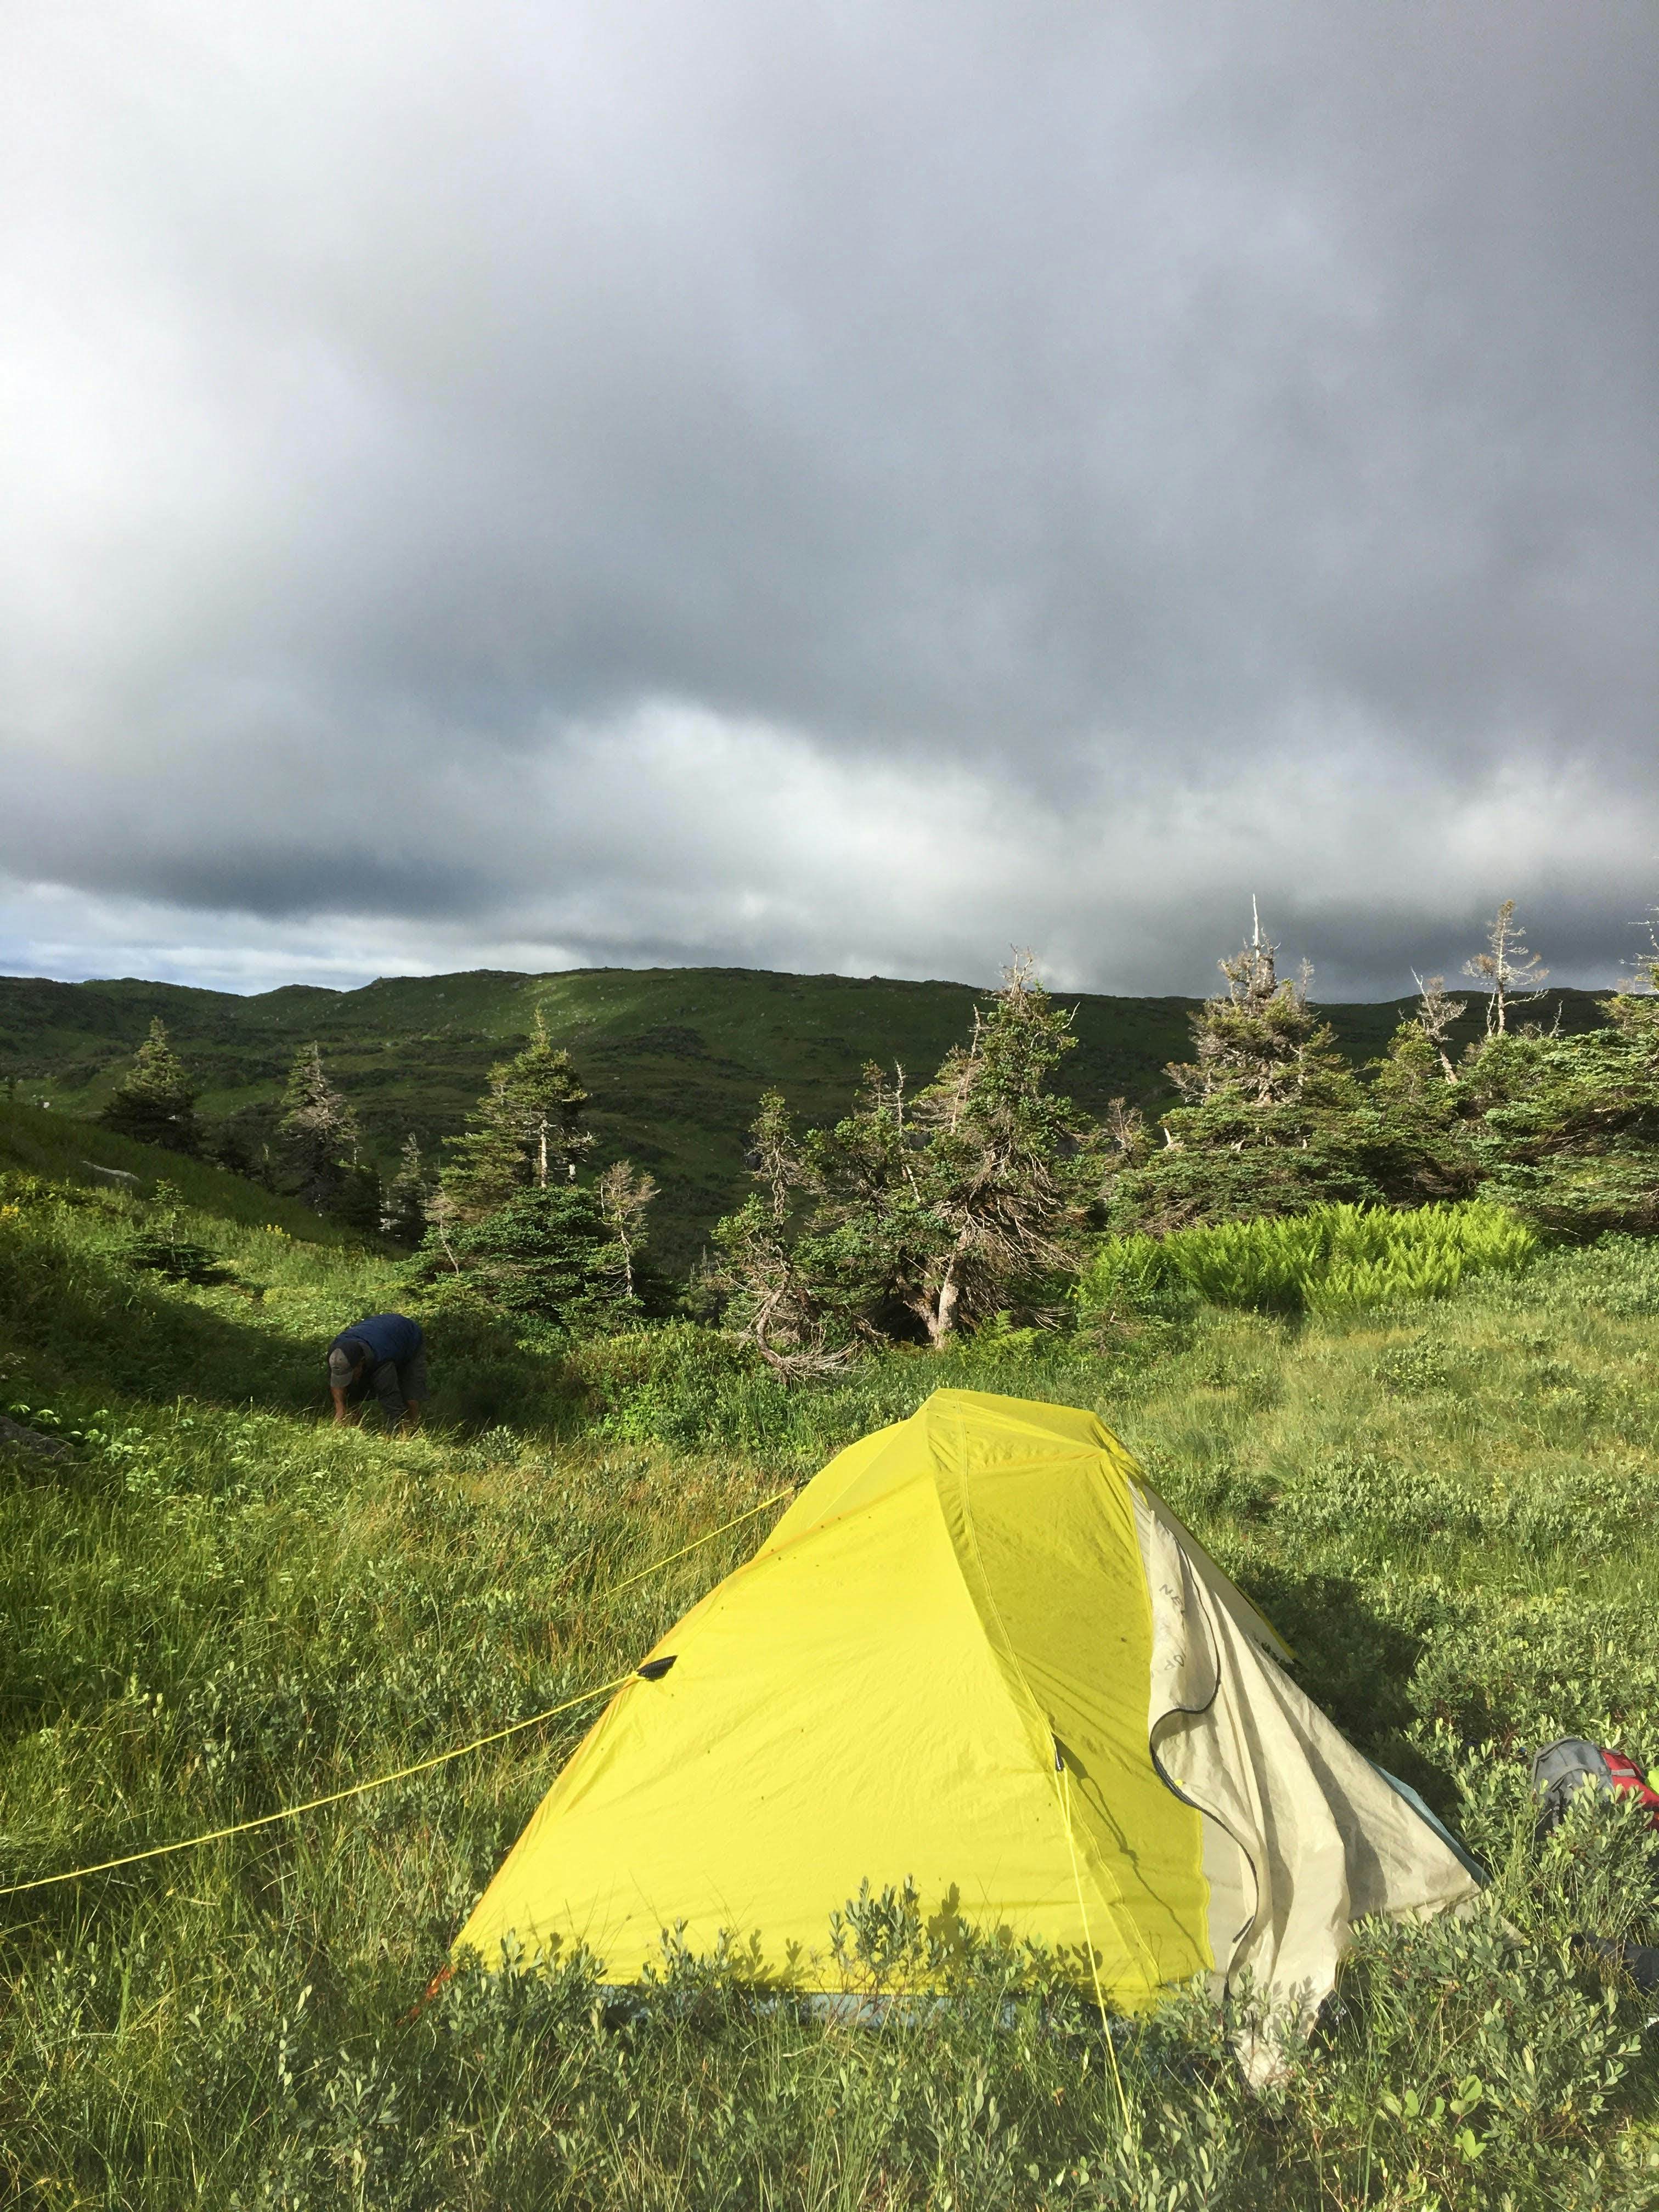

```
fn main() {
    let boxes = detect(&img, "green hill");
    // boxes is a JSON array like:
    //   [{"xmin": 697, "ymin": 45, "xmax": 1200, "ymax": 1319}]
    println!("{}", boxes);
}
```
[{"xmin": 0, "ymin": 966, "xmax": 1613, "ymax": 1273}]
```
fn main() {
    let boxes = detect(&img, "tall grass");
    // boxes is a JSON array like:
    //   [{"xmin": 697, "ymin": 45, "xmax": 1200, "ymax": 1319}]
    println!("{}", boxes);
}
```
[
  {"xmin": 1079, "ymin": 1199, "xmax": 1538, "ymax": 1324},
  {"xmin": 4, "ymin": 1171, "xmax": 1659, "ymax": 2203}
]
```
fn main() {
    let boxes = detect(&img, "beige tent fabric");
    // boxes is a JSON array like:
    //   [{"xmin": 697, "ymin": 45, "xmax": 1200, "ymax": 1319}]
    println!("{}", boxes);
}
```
[{"xmin": 1131, "ymin": 1483, "xmax": 1481, "ymax": 2073}]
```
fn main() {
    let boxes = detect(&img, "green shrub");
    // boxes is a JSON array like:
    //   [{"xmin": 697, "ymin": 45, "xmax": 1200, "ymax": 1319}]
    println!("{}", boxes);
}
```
[
  {"xmin": 414, "ymin": 1184, "xmax": 638, "ymax": 1338},
  {"xmin": 123, "ymin": 1181, "xmax": 234, "ymax": 1285},
  {"xmin": 567, "ymin": 1322, "xmax": 779, "ymax": 1449}
]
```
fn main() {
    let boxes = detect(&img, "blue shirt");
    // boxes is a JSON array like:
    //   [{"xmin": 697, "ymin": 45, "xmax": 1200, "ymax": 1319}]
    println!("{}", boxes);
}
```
[{"xmin": 330, "ymin": 1312, "xmax": 423, "ymax": 1368}]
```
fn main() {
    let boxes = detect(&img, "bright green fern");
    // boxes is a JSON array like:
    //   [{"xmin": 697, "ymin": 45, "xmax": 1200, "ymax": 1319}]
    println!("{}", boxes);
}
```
[{"xmin": 1079, "ymin": 1200, "xmax": 1537, "ymax": 1322}]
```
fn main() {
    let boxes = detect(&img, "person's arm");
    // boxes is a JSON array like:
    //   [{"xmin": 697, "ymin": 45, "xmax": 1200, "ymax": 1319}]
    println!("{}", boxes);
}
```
[
  {"xmin": 331, "ymin": 1385, "xmax": 356, "ymax": 1425},
  {"xmin": 400, "ymin": 1400, "xmax": 422, "ymax": 1435}
]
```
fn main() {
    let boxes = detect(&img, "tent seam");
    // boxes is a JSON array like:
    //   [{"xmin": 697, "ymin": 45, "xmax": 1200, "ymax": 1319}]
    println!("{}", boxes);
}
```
[
  {"xmin": 1133, "ymin": 1496, "xmax": 1265, "ymax": 1979},
  {"xmin": 938, "ymin": 1412, "xmax": 1163, "ymax": 1995}
]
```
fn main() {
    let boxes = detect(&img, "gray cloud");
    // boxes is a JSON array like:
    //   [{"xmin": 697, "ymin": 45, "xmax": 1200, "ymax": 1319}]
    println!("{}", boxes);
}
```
[{"xmin": 2, "ymin": 0, "xmax": 1656, "ymax": 1001}]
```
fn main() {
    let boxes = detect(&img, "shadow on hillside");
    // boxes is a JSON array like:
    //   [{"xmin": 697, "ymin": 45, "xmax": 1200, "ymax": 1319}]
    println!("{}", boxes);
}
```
[
  {"xmin": 1242, "ymin": 1564, "xmax": 1448, "ymax": 1803},
  {"xmin": 0, "ymin": 1098, "xmax": 345, "ymax": 1241},
  {"xmin": 5, "ymin": 1249, "xmax": 323, "ymax": 1416}
]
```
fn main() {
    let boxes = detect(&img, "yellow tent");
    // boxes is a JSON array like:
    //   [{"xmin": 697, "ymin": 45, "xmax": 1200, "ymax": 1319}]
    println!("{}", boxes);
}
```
[{"xmin": 456, "ymin": 1390, "xmax": 1477, "ymax": 2030}]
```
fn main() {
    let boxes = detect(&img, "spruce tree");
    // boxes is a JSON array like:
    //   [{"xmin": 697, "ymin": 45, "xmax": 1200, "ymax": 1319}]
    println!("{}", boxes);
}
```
[
  {"xmin": 414, "ymin": 1026, "xmax": 623, "ymax": 1333},
  {"xmin": 1165, "ymin": 906, "xmax": 1341, "ymax": 1107},
  {"xmin": 1459, "ymin": 930, "xmax": 1659, "ymax": 1235},
  {"xmin": 709, "ymin": 958, "xmax": 1101, "ymax": 1359},
  {"xmin": 597, "ymin": 1159, "xmax": 659, "ymax": 1302},
  {"xmin": 508, "ymin": 1012, "xmax": 592, "ymax": 1188},
  {"xmin": 123, "ymin": 1180, "xmax": 227, "ymax": 1283},
  {"xmin": 840, "ymin": 955, "xmax": 1100, "ymax": 1344},
  {"xmin": 386, "ymin": 1134, "xmax": 430, "ymax": 1244},
  {"xmin": 1109, "ymin": 915, "xmax": 1379, "ymax": 1231},
  {"xmin": 427, "ymin": 1183, "xmax": 640, "ymax": 1335},
  {"xmin": 438, "ymin": 1013, "xmax": 592, "ymax": 1221},
  {"xmin": 1410, "ymin": 974, "xmax": 1468, "ymax": 1082},
  {"xmin": 707, "ymin": 1092, "xmax": 841, "ymax": 1373},
  {"xmin": 100, "ymin": 1019, "xmax": 200, "ymax": 1154},
  {"xmin": 276, "ymin": 1042, "xmax": 360, "ymax": 1211},
  {"xmin": 1463, "ymin": 899, "xmax": 1548, "ymax": 1036},
  {"xmin": 332, "ymin": 1160, "xmax": 385, "ymax": 1236},
  {"xmin": 207, "ymin": 1108, "xmax": 274, "ymax": 1186},
  {"xmin": 437, "ymin": 1076, "xmax": 525, "ymax": 1222}
]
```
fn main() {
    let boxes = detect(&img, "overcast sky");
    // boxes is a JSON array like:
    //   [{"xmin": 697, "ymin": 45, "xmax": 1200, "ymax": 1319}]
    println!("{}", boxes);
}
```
[{"xmin": 2, "ymin": 2, "xmax": 1655, "ymax": 1001}]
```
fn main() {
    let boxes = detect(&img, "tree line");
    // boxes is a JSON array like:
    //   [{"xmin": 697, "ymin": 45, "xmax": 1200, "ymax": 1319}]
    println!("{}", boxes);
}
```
[
  {"xmin": 1105, "ymin": 900, "xmax": 1659, "ymax": 1243},
  {"xmin": 88, "ymin": 901, "xmax": 1659, "ymax": 1365},
  {"xmin": 97, "ymin": 1024, "xmax": 416, "ymax": 1233},
  {"xmin": 703, "ymin": 901, "xmax": 1659, "ymax": 1372},
  {"xmin": 94, "ymin": 1012, "xmax": 662, "ymax": 1334}
]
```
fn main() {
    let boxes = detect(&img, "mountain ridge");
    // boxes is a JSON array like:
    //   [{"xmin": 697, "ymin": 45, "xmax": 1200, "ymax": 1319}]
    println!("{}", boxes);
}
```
[{"xmin": 0, "ymin": 964, "xmax": 1614, "ymax": 1272}]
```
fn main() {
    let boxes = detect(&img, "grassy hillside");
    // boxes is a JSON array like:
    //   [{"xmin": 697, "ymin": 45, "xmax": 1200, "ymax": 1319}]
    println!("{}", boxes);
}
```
[
  {"xmin": 0, "ymin": 1096, "xmax": 359, "ymax": 1242},
  {"xmin": 0, "ymin": 965, "xmax": 1613, "ymax": 1275},
  {"xmin": 3, "ymin": 1130, "xmax": 1659, "ymax": 2202}
]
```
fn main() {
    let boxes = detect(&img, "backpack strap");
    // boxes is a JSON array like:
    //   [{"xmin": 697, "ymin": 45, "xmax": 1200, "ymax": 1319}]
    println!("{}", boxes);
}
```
[{"xmin": 1531, "ymin": 1737, "xmax": 1612, "ymax": 1834}]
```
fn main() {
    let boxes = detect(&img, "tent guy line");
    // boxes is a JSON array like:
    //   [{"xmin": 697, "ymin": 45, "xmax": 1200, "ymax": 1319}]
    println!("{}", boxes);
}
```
[
  {"xmin": 1056, "ymin": 1749, "xmax": 1135, "ymax": 2143},
  {"xmin": 596, "ymin": 1491, "xmax": 791, "ymax": 1598},
  {"xmin": 0, "ymin": 1673, "xmax": 638, "ymax": 1901},
  {"xmin": 0, "ymin": 1485, "xmax": 791, "ymax": 1904}
]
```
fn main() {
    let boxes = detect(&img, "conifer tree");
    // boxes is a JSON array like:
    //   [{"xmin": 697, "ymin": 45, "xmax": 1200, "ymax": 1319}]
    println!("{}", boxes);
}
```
[
  {"xmin": 1166, "ymin": 904, "xmax": 1341, "ymax": 1107},
  {"xmin": 710, "ymin": 958, "xmax": 1101, "ymax": 1359},
  {"xmin": 276, "ymin": 1042, "xmax": 360, "ymax": 1211},
  {"xmin": 422, "ymin": 1183, "xmax": 640, "ymax": 1334},
  {"xmin": 1110, "ymin": 913, "xmax": 1378, "ymax": 1230},
  {"xmin": 1411, "ymin": 974, "xmax": 1468, "ymax": 1082},
  {"xmin": 1463, "ymin": 899, "xmax": 1548, "ymax": 1036},
  {"xmin": 1459, "ymin": 916, "xmax": 1659, "ymax": 1234},
  {"xmin": 206, "ymin": 1109, "xmax": 269, "ymax": 1183},
  {"xmin": 332, "ymin": 1161, "xmax": 385, "ymax": 1236},
  {"xmin": 868, "ymin": 954, "xmax": 1099, "ymax": 1344},
  {"xmin": 424, "ymin": 1182, "xmax": 464, "ymax": 1273},
  {"xmin": 439, "ymin": 1013, "xmax": 592, "ymax": 1221},
  {"xmin": 123, "ymin": 1179, "xmax": 227, "ymax": 1283},
  {"xmin": 100, "ymin": 1019, "xmax": 200, "ymax": 1154},
  {"xmin": 414, "ymin": 1025, "xmax": 629, "ymax": 1334},
  {"xmin": 510, "ymin": 1011, "xmax": 592, "ymax": 1188},
  {"xmin": 437, "ymin": 1076, "xmax": 523, "ymax": 1221},
  {"xmin": 386, "ymin": 1133, "xmax": 430, "ymax": 1244},
  {"xmin": 707, "ymin": 1092, "xmax": 840, "ymax": 1373},
  {"xmin": 1362, "ymin": 1022, "xmax": 1483, "ymax": 1204}
]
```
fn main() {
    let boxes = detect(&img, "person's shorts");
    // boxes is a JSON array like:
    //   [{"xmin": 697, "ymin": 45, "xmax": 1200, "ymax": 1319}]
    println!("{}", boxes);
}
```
[{"xmin": 354, "ymin": 1350, "xmax": 427, "ymax": 1422}]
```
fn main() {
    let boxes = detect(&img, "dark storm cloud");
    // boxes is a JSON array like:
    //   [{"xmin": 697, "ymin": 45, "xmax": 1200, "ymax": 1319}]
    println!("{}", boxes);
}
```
[{"xmin": 1, "ymin": 1, "xmax": 1656, "ymax": 997}]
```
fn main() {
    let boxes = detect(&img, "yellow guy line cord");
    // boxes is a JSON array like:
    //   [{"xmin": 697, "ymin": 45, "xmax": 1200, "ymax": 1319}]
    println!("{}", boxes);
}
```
[
  {"xmin": 1056, "ymin": 1758, "xmax": 1135, "ymax": 2153},
  {"xmin": 600, "ymin": 1489, "xmax": 789, "ymax": 1599},
  {"xmin": 0, "ymin": 1485, "xmax": 791, "ymax": 1904},
  {"xmin": 0, "ymin": 1675, "xmax": 634, "ymax": 1901}
]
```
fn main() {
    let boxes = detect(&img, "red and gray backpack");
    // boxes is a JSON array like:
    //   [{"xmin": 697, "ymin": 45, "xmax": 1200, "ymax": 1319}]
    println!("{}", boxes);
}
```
[{"xmin": 1532, "ymin": 1737, "xmax": 1659, "ymax": 1835}]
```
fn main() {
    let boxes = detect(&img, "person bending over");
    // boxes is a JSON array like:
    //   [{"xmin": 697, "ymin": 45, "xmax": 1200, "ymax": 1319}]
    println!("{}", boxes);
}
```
[{"xmin": 327, "ymin": 1311, "xmax": 426, "ymax": 1435}]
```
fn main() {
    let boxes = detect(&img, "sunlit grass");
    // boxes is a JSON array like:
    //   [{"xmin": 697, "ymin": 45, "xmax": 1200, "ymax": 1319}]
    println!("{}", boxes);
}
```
[{"xmin": 5, "ymin": 1170, "xmax": 1659, "ymax": 2203}]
